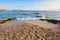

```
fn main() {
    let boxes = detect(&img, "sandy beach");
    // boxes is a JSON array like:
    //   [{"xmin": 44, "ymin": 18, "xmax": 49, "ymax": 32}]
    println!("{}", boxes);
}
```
[{"xmin": 0, "ymin": 20, "xmax": 60, "ymax": 40}]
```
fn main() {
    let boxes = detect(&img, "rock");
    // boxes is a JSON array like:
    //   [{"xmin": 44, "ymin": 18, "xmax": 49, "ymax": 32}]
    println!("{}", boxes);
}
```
[{"xmin": 7, "ymin": 17, "xmax": 16, "ymax": 21}]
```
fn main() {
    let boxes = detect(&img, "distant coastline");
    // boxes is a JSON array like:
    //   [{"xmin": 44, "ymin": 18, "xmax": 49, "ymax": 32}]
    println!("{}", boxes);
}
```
[{"xmin": 0, "ymin": 9, "xmax": 6, "ymax": 12}]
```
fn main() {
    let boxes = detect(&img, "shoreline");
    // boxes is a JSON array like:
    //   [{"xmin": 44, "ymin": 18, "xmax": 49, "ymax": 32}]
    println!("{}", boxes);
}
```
[{"xmin": 0, "ymin": 20, "xmax": 59, "ymax": 29}]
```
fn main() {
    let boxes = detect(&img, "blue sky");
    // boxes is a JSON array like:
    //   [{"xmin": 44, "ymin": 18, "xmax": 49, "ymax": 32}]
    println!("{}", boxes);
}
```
[{"xmin": 0, "ymin": 0, "xmax": 60, "ymax": 10}]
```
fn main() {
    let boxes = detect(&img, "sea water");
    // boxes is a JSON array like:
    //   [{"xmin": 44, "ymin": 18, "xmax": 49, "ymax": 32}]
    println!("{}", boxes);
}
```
[{"xmin": 0, "ymin": 10, "xmax": 60, "ymax": 20}]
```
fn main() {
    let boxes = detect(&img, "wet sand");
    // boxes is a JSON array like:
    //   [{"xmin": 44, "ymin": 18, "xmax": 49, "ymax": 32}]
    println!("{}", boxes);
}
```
[{"xmin": 0, "ymin": 20, "xmax": 60, "ymax": 40}]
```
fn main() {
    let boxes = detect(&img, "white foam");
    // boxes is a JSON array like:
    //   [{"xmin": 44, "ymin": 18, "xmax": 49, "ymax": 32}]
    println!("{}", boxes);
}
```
[{"xmin": 16, "ymin": 17, "xmax": 40, "ymax": 20}]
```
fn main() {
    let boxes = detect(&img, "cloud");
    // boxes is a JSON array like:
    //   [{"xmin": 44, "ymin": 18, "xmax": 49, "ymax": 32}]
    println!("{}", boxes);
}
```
[
  {"xmin": 24, "ymin": 1, "xmax": 60, "ymax": 10},
  {"xmin": 0, "ymin": 0, "xmax": 60, "ymax": 11},
  {"xmin": 15, "ymin": 1, "xmax": 60, "ymax": 11},
  {"xmin": 2, "ymin": 3, "xmax": 60, "ymax": 10}
]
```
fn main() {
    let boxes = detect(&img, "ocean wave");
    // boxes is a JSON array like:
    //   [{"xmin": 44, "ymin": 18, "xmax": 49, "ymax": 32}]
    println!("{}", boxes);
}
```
[{"xmin": 16, "ymin": 17, "xmax": 40, "ymax": 20}]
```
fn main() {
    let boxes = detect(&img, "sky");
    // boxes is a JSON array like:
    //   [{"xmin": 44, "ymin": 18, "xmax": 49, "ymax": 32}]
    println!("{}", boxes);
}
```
[{"xmin": 0, "ymin": 0, "xmax": 60, "ymax": 10}]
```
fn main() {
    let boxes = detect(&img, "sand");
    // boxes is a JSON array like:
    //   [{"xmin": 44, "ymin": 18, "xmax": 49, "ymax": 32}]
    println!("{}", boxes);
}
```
[{"xmin": 0, "ymin": 20, "xmax": 60, "ymax": 40}]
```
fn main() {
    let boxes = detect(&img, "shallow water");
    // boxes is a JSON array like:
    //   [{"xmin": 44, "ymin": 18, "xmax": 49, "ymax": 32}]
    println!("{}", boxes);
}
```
[{"xmin": 0, "ymin": 10, "xmax": 60, "ymax": 20}]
